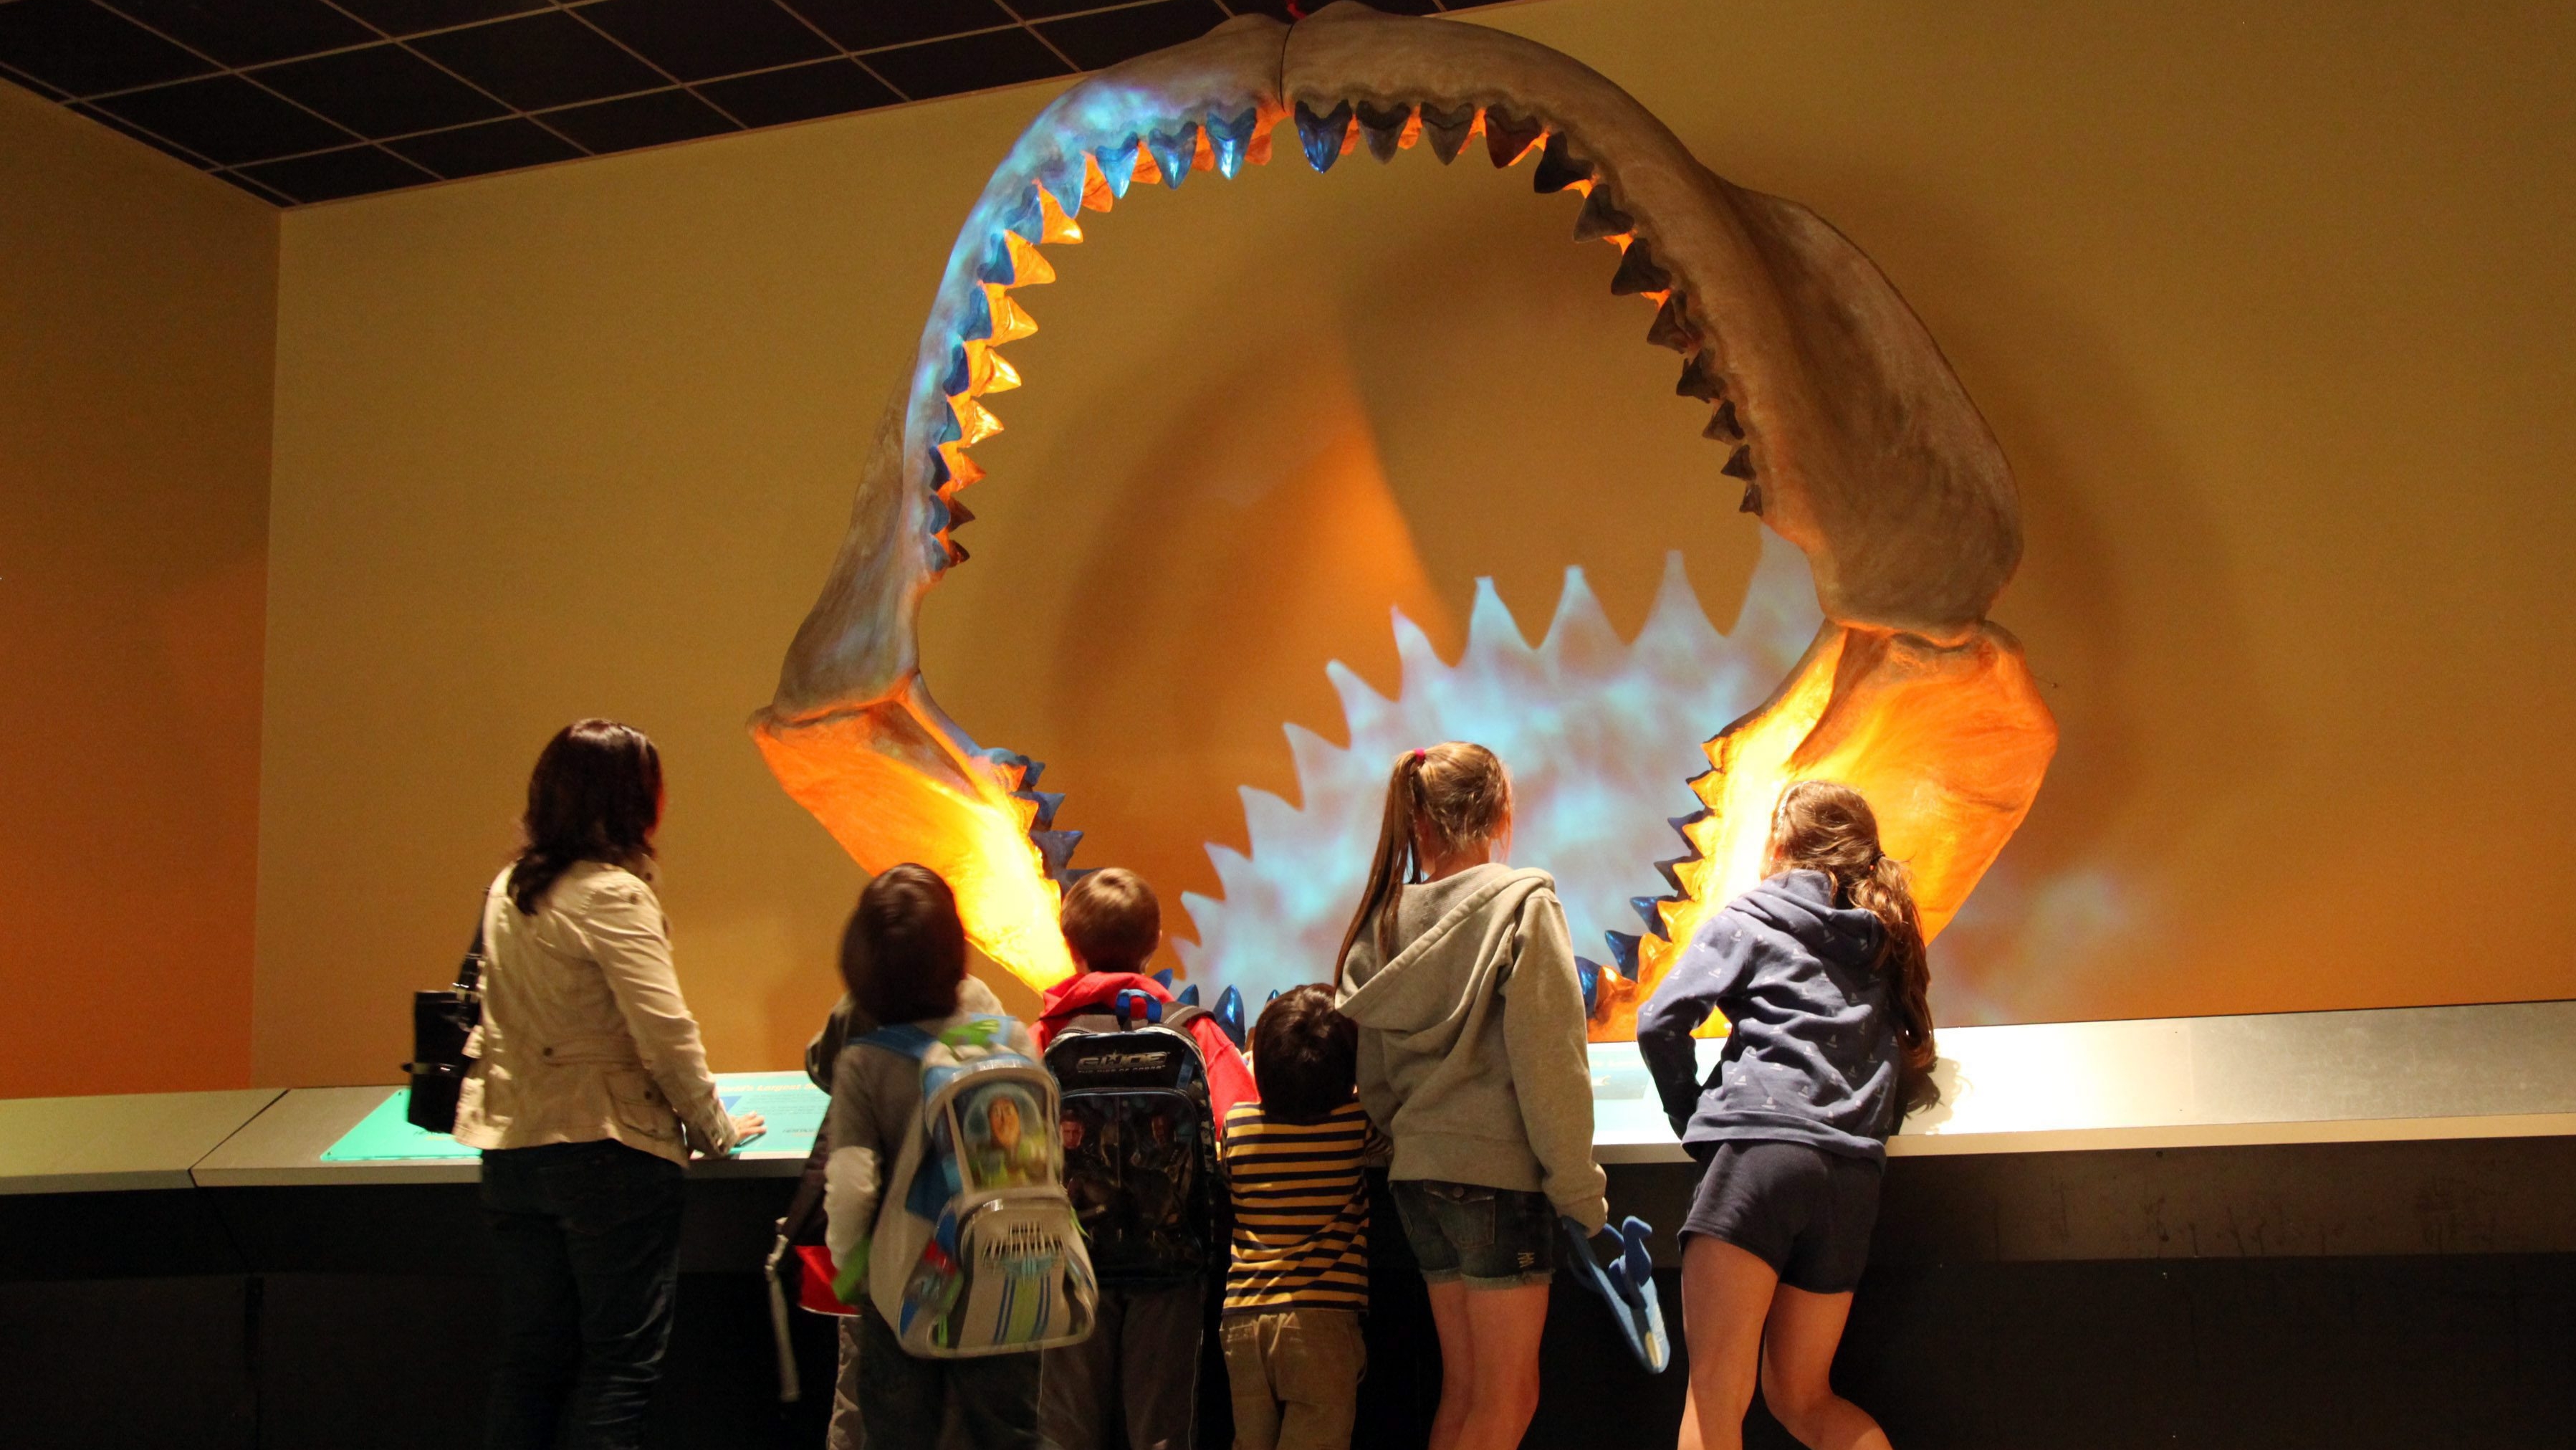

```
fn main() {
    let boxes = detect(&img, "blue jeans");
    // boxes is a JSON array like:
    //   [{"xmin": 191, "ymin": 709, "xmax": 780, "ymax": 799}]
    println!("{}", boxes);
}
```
[
  {"xmin": 481, "ymin": 1140, "xmax": 686, "ymax": 1450},
  {"xmin": 856, "ymin": 1298, "xmax": 1043, "ymax": 1450}
]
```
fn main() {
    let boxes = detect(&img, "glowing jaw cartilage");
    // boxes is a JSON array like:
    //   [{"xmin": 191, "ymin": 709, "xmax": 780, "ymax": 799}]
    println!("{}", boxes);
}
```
[{"xmin": 757, "ymin": 3, "xmax": 2057, "ymax": 1011}]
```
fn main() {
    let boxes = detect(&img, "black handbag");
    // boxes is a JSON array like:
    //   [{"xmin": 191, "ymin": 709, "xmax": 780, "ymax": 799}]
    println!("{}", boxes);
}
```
[{"xmin": 403, "ymin": 912, "xmax": 492, "ymax": 1133}]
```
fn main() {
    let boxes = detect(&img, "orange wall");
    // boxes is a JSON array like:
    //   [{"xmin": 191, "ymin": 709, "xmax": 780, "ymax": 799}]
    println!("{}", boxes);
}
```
[
  {"xmin": 244, "ymin": 0, "xmax": 2576, "ymax": 1088},
  {"xmin": 0, "ymin": 83, "xmax": 278, "ymax": 1097}
]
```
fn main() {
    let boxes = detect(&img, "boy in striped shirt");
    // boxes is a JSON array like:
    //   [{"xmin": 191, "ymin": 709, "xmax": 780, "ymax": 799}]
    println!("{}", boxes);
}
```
[{"xmin": 1218, "ymin": 985, "xmax": 1381, "ymax": 1450}]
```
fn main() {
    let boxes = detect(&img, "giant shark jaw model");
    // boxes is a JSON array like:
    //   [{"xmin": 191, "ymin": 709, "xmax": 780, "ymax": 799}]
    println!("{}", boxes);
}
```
[{"xmin": 753, "ymin": 3, "xmax": 2058, "ymax": 1034}]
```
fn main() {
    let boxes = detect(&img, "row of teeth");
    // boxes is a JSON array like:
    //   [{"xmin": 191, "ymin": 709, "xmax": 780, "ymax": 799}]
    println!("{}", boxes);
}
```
[{"xmin": 919, "ymin": 100, "xmax": 1763, "ymax": 571}]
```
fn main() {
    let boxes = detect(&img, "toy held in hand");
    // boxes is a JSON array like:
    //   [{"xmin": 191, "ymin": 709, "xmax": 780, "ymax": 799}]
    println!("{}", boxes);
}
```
[{"xmin": 1558, "ymin": 1213, "xmax": 1670, "ymax": 1373}]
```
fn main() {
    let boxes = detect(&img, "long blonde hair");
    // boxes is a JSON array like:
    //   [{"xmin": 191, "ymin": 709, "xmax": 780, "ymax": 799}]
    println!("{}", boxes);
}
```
[
  {"xmin": 1768, "ymin": 780, "xmax": 1940, "ymax": 1115},
  {"xmin": 1333, "ymin": 743, "xmax": 1512, "ymax": 985}
]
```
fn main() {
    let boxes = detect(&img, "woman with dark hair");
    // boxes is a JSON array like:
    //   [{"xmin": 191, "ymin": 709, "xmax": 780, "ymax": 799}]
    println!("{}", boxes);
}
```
[{"xmin": 454, "ymin": 719, "xmax": 764, "ymax": 1450}]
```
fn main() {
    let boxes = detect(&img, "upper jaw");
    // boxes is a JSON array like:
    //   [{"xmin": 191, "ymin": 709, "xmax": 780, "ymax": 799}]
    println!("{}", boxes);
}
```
[{"xmin": 772, "ymin": 2, "xmax": 2021, "ymax": 721}]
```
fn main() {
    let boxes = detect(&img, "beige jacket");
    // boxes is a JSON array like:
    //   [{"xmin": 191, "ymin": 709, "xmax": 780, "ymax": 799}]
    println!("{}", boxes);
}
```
[
  {"xmin": 1338, "ymin": 864, "xmax": 1609, "ymax": 1233},
  {"xmin": 454, "ymin": 861, "xmax": 740, "ymax": 1166}
]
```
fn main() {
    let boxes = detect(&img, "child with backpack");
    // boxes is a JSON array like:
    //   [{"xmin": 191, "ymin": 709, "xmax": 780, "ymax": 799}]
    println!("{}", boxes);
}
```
[
  {"xmin": 1636, "ymin": 781, "xmax": 1940, "ymax": 1450},
  {"xmin": 1033, "ymin": 869, "xmax": 1254, "ymax": 1450},
  {"xmin": 1218, "ymin": 985, "xmax": 1379, "ymax": 1450},
  {"xmin": 822, "ymin": 864, "xmax": 1096, "ymax": 1450},
  {"xmin": 790, "ymin": 897, "xmax": 1012, "ymax": 1450},
  {"xmin": 1334, "ymin": 743, "xmax": 1608, "ymax": 1450}
]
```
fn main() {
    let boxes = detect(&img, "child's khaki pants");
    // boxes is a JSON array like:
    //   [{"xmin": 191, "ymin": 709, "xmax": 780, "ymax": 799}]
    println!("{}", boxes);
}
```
[{"xmin": 1219, "ymin": 1308, "xmax": 1364, "ymax": 1450}]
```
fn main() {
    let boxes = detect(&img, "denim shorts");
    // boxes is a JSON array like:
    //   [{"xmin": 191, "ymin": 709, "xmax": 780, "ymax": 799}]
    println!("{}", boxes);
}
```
[{"xmin": 1389, "ymin": 1178, "xmax": 1556, "ymax": 1289}]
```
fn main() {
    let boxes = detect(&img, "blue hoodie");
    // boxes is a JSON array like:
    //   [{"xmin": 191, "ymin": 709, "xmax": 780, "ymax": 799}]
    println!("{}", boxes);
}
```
[{"xmin": 1636, "ymin": 870, "xmax": 1900, "ymax": 1162}]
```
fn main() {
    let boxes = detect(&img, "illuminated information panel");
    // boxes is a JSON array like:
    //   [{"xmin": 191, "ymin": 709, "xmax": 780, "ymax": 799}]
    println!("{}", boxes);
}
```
[{"xmin": 320, "ymin": 1071, "xmax": 829, "ymax": 1163}]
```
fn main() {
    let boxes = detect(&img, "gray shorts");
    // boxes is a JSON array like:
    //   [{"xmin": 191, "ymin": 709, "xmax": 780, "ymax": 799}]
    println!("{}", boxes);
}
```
[
  {"xmin": 1680, "ymin": 1140, "xmax": 1883, "ymax": 1294},
  {"xmin": 1389, "ymin": 1178, "xmax": 1556, "ymax": 1289}
]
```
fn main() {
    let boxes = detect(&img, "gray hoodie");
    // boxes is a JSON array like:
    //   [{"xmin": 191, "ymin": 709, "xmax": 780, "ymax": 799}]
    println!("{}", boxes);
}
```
[{"xmin": 1337, "ymin": 864, "xmax": 1609, "ymax": 1234}]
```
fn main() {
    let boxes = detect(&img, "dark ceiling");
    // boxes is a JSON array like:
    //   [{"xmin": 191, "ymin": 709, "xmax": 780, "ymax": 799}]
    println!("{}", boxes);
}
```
[{"xmin": 0, "ymin": 0, "xmax": 1507, "ymax": 206}]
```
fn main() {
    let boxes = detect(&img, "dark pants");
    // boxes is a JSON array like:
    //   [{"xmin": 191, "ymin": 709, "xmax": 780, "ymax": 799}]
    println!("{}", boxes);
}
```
[
  {"xmin": 480, "ymin": 1140, "xmax": 686, "ymax": 1450},
  {"xmin": 856, "ymin": 1299, "xmax": 1043, "ymax": 1450},
  {"xmin": 1038, "ymin": 1278, "xmax": 1205, "ymax": 1450}
]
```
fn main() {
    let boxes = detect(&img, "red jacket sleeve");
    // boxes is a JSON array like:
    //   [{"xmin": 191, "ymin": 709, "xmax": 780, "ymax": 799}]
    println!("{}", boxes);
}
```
[{"xmin": 1189, "ymin": 1016, "xmax": 1258, "ymax": 1125}]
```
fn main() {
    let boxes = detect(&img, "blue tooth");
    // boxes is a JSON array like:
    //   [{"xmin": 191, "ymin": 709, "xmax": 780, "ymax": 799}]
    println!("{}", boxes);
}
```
[
  {"xmin": 1038, "ymin": 153, "xmax": 1085, "ymax": 213},
  {"xmin": 1294, "ymin": 100, "xmax": 1351, "ymax": 173},
  {"xmin": 1175, "ymin": 983, "xmax": 1200, "ymax": 1007},
  {"xmin": 974, "ymin": 232, "xmax": 1015, "ymax": 287},
  {"xmin": 1654, "ymin": 857, "xmax": 1692, "ymax": 895},
  {"xmin": 1147, "ymin": 123, "xmax": 1197, "ymax": 190},
  {"xmin": 1575, "ymin": 957, "xmax": 1602, "ymax": 1016},
  {"xmin": 1033, "ymin": 829, "xmax": 1082, "ymax": 879},
  {"xmin": 998, "ymin": 186, "xmax": 1043, "ymax": 243},
  {"xmin": 1266, "ymin": 989, "xmax": 1279, "ymax": 1003},
  {"xmin": 1098, "ymin": 137, "xmax": 1140, "ymax": 198},
  {"xmin": 1630, "ymin": 896, "xmax": 1667, "ymax": 938},
  {"xmin": 1207, "ymin": 107, "xmax": 1256, "ymax": 178},
  {"xmin": 1015, "ymin": 758, "xmax": 1046, "ymax": 790},
  {"xmin": 924, "ymin": 493, "xmax": 949, "ymax": 534},
  {"xmin": 930, "ymin": 402, "xmax": 962, "ymax": 447},
  {"xmin": 956, "ymin": 286, "xmax": 993, "ymax": 343},
  {"xmin": 1154, "ymin": 968, "xmax": 1174, "ymax": 988},
  {"xmin": 1605, "ymin": 932, "xmax": 1640, "ymax": 976},
  {"xmin": 927, "ymin": 449, "xmax": 950, "ymax": 488},
  {"xmin": 941, "ymin": 344, "xmax": 972, "ymax": 397},
  {"xmin": 1215, "ymin": 986, "xmax": 1246, "ymax": 1047},
  {"xmin": 1013, "ymin": 788, "xmax": 1065, "ymax": 831}
]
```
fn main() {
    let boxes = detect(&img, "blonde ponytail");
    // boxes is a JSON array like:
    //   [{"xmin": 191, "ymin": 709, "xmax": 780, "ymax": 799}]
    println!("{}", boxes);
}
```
[{"xmin": 1334, "ymin": 743, "xmax": 1512, "ymax": 986}]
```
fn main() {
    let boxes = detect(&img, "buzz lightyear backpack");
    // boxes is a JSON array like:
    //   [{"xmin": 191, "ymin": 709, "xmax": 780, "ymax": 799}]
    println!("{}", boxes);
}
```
[{"xmin": 854, "ymin": 1016, "xmax": 1096, "ymax": 1357}]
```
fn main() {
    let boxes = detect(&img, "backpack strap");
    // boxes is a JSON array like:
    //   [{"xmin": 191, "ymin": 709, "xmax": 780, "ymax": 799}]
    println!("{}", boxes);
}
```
[
  {"xmin": 854, "ymin": 1016, "xmax": 1012, "ymax": 1062},
  {"xmin": 853, "ymin": 1023, "xmax": 940, "ymax": 1061}
]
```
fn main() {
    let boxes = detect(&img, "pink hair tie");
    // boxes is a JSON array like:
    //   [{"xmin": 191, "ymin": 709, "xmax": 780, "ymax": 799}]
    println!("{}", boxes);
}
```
[{"xmin": 1411, "ymin": 748, "xmax": 1427, "ymax": 762}]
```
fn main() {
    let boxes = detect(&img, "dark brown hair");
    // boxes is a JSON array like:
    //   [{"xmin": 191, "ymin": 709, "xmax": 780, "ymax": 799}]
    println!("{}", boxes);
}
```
[
  {"xmin": 1333, "ymin": 743, "xmax": 1511, "ymax": 983},
  {"xmin": 1767, "ymin": 781, "xmax": 1940, "ymax": 1116},
  {"xmin": 1251, "ymin": 985, "xmax": 1359, "ymax": 1123},
  {"xmin": 1060, "ymin": 867, "xmax": 1160, "ymax": 976},
  {"xmin": 841, "ymin": 864, "xmax": 968, "ymax": 1026},
  {"xmin": 508, "ymin": 719, "xmax": 663, "ymax": 913}
]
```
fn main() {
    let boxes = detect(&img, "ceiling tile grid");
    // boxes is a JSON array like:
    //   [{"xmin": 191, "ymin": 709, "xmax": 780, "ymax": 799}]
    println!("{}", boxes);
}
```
[{"xmin": 0, "ymin": 0, "xmax": 1505, "ymax": 206}]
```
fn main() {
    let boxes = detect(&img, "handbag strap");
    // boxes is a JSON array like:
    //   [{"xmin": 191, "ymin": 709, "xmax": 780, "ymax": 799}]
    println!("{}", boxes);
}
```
[
  {"xmin": 455, "ymin": 922, "xmax": 487, "ymax": 995},
  {"xmin": 456, "ymin": 872, "xmax": 507, "ymax": 994}
]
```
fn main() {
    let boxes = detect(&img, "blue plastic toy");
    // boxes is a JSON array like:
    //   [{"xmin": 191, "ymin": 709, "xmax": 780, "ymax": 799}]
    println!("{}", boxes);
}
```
[
  {"xmin": 1174, "ymin": 983, "xmax": 1200, "ymax": 1007},
  {"xmin": 1558, "ymin": 1214, "xmax": 1670, "ymax": 1373}
]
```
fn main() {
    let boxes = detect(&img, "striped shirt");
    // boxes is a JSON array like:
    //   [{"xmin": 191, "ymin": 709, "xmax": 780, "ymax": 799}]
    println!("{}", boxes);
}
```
[{"xmin": 1220, "ymin": 1098, "xmax": 1376, "ymax": 1315}]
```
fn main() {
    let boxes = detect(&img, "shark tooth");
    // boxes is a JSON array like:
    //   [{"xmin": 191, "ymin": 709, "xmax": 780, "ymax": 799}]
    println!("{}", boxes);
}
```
[
  {"xmin": 1611, "ymin": 239, "xmax": 1670, "ymax": 295},
  {"xmin": 1533, "ymin": 132, "xmax": 1590, "ymax": 194},
  {"xmin": 1417, "ymin": 102, "xmax": 1474, "ymax": 163},
  {"xmin": 1206, "ymin": 106, "xmax": 1258, "ymax": 178},
  {"xmin": 1645, "ymin": 292, "xmax": 1698, "ymax": 351},
  {"xmin": 1148, "ymin": 122, "xmax": 1199, "ymax": 189},
  {"xmin": 1484, "ymin": 106, "xmax": 1543, "ymax": 166},
  {"xmin": 1573, "ymin": 186, "xmax": 1633, "ymax": 241},
  {"xmin": 1356, "ymin": 100, "xmax": 1410, "ymax": 161},
  {"xmin": 1295, "ymin": 99, "xmax": 1353, "ymax": 173}
]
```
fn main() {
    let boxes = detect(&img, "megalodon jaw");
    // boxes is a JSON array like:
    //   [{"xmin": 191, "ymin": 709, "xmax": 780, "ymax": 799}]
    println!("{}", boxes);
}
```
[{"xmin": 753, "ymin": 1, "xmax": 2055, "ymax": 1016}]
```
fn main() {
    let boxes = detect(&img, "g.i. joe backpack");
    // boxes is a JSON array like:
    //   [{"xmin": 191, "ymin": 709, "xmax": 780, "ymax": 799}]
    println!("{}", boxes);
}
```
[
  {"xmin": 1042, "ymin": 991, "xmax": 1220, "ymax": 1287},
  {"xmin": 843, "ymin": 1016, "xmax": 1096, "ymax": 1357}
]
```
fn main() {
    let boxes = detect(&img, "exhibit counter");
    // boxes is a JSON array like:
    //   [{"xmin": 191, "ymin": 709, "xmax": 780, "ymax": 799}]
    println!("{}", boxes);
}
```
[{"xmin": 4, "ymin": 998, "xmax": 2572, "ymax": 1449}]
